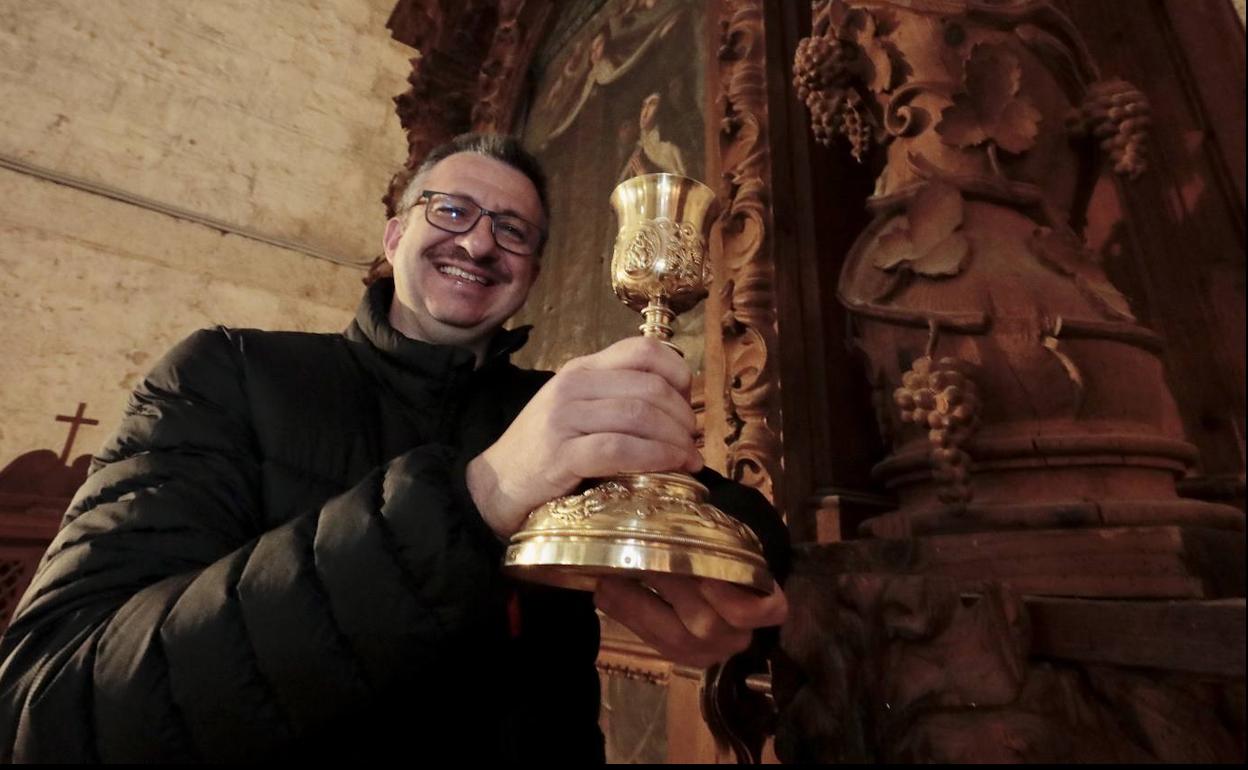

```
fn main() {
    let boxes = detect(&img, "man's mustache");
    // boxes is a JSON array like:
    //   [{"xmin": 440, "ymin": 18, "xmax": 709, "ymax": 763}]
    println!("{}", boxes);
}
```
[{"xmin": 424, "ymin": 244, "xmax": 508, "ymax": 283}]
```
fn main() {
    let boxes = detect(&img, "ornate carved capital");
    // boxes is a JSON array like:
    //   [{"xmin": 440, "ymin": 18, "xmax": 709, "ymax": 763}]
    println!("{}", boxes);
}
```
[{"xmin": 792, "ymin": 0, "xmax": 1151, "ymax": 195}]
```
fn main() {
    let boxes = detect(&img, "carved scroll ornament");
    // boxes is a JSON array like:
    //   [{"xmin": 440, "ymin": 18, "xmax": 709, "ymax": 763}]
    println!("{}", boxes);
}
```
[{"xmin": 713, "ymin": 0, "xmax": 784, "ymax": 505}]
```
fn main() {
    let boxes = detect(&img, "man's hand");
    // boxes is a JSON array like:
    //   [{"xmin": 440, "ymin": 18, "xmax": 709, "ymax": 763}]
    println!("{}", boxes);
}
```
[
  {"xmin": 595, "ymin": 576, "xmax": 788, "ymax": 668},
  {"xmin": 467, "ymin": 337, "xmax": 702, "ymax": 538}
]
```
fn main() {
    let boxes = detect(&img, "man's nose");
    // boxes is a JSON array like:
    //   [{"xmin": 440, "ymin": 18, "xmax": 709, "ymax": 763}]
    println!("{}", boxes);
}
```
[{"xmin": 454, "ymin": 214, "xmax": 497, "ymax": 260}]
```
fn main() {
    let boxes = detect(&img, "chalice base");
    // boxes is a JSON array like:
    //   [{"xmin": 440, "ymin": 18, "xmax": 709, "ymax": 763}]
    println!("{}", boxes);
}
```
[{"xmin": 503, "ymin": 472, "xmax": 773, "ymax": 594}]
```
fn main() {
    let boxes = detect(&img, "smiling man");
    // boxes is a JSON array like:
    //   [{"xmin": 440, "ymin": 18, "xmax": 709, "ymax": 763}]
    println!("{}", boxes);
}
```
[
  {"xmin": 0, "ymin": 134, "xmax": 788, "ymax": 762},
  {"xmin": 383, "ymin": 150, "xmax": 546, "ymax": 356}
]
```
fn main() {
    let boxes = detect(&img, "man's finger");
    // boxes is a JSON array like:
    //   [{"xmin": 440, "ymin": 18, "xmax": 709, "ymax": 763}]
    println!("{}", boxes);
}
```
[
  {"xmin": 698, "ymin": 580, "xmax": 789, "ymax": 630},
  {"xmin": 646, "ymin": 574, "xmax": 740, "ymax": 643},
  {"xmin": 559, "ymin": 400, "xmax": 695, "ymax": 452},
  {"xmin": 562, "ymin": 337, "xmax": 692, "ymax": 399},
  {"xmin": 563, "ymin": 433, "xmax": 702, "ymax": 479},
  {"xmin": 595, "ymin": 578, "xmax": 742, "ymax": 668},
  {"xmin": 550, "ymin": 368, "xmax": 696, "ymax": 434}
]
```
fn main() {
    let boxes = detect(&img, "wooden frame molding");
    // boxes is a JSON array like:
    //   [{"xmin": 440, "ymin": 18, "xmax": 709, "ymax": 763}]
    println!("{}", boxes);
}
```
[{"xmin": 707, "ymin": 0, "xmax": 786, "ymax": 509}]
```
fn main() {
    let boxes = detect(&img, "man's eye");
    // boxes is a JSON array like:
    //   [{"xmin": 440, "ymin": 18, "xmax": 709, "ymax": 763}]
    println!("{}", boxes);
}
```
[
  {"xmin": 496, "ymin": 220, "xmax": 528, "ymax": 242},
  {"xmin": 434, "ymin": 203, "xmax": 469, "ymax": 219}
]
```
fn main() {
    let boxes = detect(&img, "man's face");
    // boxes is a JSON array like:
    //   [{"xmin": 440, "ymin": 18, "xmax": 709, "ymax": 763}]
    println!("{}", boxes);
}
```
[{"xmin": 382, "ymin": 152, "xmax": 544, "ymax": 353}]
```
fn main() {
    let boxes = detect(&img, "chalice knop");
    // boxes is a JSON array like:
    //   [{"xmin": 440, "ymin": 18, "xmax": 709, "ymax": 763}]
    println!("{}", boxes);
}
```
[{"xmin": 503, "ymin": 173, "xmax": 772, "ymax": 593}]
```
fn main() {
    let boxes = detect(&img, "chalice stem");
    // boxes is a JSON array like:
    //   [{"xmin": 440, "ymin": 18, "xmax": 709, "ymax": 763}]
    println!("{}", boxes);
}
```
[{"xmin": 640, "ymin": 297, "xmax": 681, "ymax": 354}]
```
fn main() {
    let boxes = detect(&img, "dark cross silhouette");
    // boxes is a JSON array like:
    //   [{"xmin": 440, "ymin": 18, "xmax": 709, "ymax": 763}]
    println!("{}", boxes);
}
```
[{"xmin": 55, "ymin": 402, "xmax": 99, "ymax": 464}]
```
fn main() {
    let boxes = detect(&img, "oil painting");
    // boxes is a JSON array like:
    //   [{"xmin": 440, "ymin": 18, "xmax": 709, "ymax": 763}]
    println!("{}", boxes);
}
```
[{"xmin": 514, "ymin": 0, "xmax": 709, "ymax": 374}]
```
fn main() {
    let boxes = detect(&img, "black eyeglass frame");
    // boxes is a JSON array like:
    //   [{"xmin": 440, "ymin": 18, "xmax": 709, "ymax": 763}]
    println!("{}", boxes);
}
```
[{"xmin": 414, "ymin": 190, "xmax": 546, "ymax": 256}]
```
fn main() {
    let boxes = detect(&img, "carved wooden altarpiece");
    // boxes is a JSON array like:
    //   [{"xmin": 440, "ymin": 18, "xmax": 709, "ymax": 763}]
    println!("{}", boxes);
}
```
[{"xmin": 774, "ymin": 0, "xmax": 1245, "ymax": 762}]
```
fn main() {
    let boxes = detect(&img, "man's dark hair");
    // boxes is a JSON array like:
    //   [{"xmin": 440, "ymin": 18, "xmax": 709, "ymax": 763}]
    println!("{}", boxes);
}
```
[{"xmin": 392, "ymin": 133, "xmax": 549, "ymax": 222}]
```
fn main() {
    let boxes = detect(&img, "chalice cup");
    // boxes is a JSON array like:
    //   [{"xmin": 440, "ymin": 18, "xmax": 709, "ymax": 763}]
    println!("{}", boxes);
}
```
[{"xmin": 503, "ymin": 173, "xmax": 773, "ymax": 593}]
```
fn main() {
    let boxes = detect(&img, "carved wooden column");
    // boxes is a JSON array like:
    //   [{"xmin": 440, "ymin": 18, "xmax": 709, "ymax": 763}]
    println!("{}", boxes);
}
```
[{"xmin": 775, "ymin": 0, "xmax": 1245, "ymax": 761}]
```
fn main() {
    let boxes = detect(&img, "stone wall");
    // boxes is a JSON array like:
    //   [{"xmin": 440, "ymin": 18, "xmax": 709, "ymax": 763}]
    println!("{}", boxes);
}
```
[{"xmin": 0, "ymin": 1, "xmax": 411, "ymax": 475}]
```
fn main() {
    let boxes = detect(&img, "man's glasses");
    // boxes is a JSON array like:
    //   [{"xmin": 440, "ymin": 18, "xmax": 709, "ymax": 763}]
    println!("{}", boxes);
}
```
[{"xmin": 415, "ymin": 191, "xmax": 545, "ymax": 256}]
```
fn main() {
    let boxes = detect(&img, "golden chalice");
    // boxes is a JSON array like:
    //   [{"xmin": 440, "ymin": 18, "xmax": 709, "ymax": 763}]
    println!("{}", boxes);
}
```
[{"xmin": 503, "ymin": 173, "xmax": 773, "ymax": 593}]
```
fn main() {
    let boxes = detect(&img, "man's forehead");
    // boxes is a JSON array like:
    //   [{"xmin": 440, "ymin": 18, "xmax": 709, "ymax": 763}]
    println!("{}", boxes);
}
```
[{"xmin": 424, "ymin": 152, "xmax": 543, "ymax": 222}]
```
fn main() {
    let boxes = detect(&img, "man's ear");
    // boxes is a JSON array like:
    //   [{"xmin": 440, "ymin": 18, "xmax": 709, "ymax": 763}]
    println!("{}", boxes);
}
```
[{"xmin": 382, "ymin": 216, "xmax": 405, "ymax": 262}]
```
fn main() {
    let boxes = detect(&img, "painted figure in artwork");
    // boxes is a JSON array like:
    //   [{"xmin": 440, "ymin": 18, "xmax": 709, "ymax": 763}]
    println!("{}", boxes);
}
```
[
  {"xmin": 619, "ymin": 92, "xmax": 687, "ymax": 181},
  {"xmin": 532, "ymin": 7, "xmax": 684, "ymax": 150}
]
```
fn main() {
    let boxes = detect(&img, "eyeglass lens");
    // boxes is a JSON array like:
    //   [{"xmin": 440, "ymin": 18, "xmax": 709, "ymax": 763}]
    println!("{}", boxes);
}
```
[{"xmin": 424, "ymin": 192, "xmax": 540, "ymax": 255}]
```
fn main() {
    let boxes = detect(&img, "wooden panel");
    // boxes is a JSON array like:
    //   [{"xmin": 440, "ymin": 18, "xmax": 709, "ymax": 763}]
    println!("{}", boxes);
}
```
[
  {"xmin": 1027, "ymin": 597, "xmax": 1245, "ymax": 676},
  {"xmin": 764, "ymin": 0, "xmax": 888, "ymax": 543},
  {"xmin": 794, "ymin": 526, "xmax": 1246, "ymax": 599},
  {"xmin": 1058, "ymin": 0, "xmax": 1246, "ymax": 487}
]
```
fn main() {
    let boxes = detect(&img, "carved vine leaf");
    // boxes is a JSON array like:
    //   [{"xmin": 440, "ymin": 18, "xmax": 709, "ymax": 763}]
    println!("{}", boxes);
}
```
[
  {"xmin": 827, "ymin": 1, "xmax": 899, "ymax": 93},
  {"xmin": 937, "ymin": 43, "xmax": 1042, "ymax": 156},
  {"xmin": 794, "ymin": 1, "xmax": 906, "ymax": 161},
  {"xmin": 873, "ymin": 183, "xmax": 971, "ymax": 281},
  {"xmin": 1028, "ymin": 227, "xmax": 1136, "ymax": 322}
]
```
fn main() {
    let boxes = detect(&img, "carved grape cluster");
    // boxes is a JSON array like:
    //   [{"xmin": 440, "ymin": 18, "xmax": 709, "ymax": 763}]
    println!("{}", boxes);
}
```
[
  {"xmin": 893, "ymin": 356, "xmax": 980, "ymax": 503},
  {"xmin": 804, "ymin": 84, "xmax": 875, "ymax": 161},
  {"xmin": 794, "ymin": 35, "xmax": 875, "ymax": 161},
  {"xmin": 804, "ymin": 88, "xmax": 840, "ymax": 146},
  {"xmin": 1069, "ymin": 79, "xmax": 1151, "ymax": 180},
  {"xmin": 839, "ymin": 90, "xmax": 873, "ymax": 162},
  {"xmin": 793, "ymin": 35, "xmax": 857, "ymax": 101}
]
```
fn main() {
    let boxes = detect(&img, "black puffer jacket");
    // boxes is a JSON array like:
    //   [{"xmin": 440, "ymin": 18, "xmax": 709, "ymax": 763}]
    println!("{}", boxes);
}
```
[{"xmin": 0, "ymin": 279, "xmax": 788, "ymax": 762}]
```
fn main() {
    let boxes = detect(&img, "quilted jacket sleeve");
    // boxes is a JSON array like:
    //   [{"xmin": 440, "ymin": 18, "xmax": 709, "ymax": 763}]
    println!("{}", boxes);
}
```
[{"xmin": 0, "ymin": 329, "xmax": 511, "ymax": 762}]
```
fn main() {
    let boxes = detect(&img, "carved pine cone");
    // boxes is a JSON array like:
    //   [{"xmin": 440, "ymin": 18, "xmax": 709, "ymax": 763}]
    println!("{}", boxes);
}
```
[{"xmin": 1069, "ymin": 79, "xmax": 1151, "ymax": 180}]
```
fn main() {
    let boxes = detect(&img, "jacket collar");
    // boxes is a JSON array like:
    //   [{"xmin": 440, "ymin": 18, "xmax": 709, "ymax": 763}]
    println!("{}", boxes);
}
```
[{"xmin": 344, "ymin": 278, "xmax": 531, "ymax": 377}]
